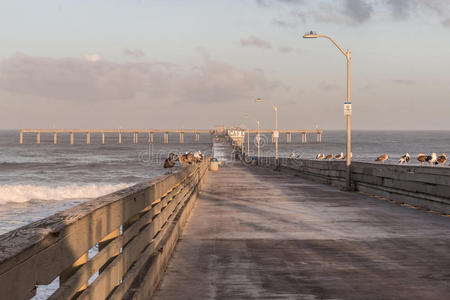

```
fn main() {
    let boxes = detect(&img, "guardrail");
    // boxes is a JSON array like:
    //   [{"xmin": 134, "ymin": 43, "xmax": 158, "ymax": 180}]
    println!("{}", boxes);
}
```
[
  {"xmin": 256, "ymin": 157, "xmax": 450, "ymax": 214},
  {"xmin": 0, "ymin": 160, "xmax": 209, "ymax": 300}
]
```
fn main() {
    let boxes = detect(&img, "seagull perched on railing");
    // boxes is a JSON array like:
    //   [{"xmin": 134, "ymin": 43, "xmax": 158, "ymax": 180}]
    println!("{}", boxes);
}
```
[
  {"xmin": 416, "ymin": 153, "xmax": 427, "ymax": 165},
  {"xmin": 335, "ymin": 152, "xmax": 344, "ymax": 160},
  {"xmin": 399, "ymin": 153, "xmax": 410, "ymax": 164},
  {"xmin": 316, "ymin": 153, "xmax": 325, "ymax": 160},
  {"xmin": 435, "ymin": 153, "xmax": 446, "ymax": 166},
  {"xmin": 325, "ymin": 153, "xmax": 333, "ymax": 160},
  {"xmin": 375, "ymin": 154, "xmax": 389, "ymax": 163},
  {"xmin": 425, "ymin": 153, "xmax": 437, "ymax": 165},
  {"xmin": 164, "ymin": 153, "xmax": 176, "ymax": 172}
]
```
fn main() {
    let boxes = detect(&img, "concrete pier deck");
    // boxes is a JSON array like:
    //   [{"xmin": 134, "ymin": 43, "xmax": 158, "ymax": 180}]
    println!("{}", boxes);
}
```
[{"xmin": 154, "ymin": 164, "xmax": 450, "ymax": 299}]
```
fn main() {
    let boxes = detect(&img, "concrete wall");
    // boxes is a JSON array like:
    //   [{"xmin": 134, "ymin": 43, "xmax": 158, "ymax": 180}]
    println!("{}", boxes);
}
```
[
  {"xmin": 257, "ymin": 157, "xmax": 450, "ymax": 214},
  {"xmin": 0, "ymin": 160, "xmax": 209, "ymax": 300}
]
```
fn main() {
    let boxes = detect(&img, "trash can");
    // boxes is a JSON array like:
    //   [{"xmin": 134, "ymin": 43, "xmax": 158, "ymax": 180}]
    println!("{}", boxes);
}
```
[{"xmin": 210, "ymin": 158, "xmax": 219, "ymax": 171}]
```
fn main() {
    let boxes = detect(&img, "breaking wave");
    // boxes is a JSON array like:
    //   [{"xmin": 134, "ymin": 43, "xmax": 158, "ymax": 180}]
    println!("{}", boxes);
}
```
[{"xmin": 0, "ymin": 183, "xmax": 130, "ymax": 204}]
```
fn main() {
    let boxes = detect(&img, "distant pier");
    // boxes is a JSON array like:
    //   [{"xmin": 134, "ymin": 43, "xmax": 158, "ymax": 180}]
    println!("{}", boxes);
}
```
[{"xmin": 18, "ymin": 128, "xmax": 323, "ymax": 144}]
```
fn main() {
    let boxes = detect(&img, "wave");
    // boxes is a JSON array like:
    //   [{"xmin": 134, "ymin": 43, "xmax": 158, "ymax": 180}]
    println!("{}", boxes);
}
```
[{"xmin": 0, "ymin": 183, "xmax": 130, "ymax": 204}]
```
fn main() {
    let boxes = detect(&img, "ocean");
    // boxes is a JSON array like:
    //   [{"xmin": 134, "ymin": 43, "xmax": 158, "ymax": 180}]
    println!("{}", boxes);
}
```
[{"xmin": 1, "ymin": 129, "xmax": 450, "ymax": 235}]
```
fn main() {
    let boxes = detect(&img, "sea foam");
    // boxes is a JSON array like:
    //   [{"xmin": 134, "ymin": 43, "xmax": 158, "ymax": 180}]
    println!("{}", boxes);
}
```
[{"xmin": 0, "ymin": 183, "xmax": 129, "ymax": 204}]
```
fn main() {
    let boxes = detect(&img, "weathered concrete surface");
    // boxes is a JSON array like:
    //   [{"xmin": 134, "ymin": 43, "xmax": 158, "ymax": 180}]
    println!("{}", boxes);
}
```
[{"xmin": 154, "ymin": 164, "xmax": 450, "ymax": 300}]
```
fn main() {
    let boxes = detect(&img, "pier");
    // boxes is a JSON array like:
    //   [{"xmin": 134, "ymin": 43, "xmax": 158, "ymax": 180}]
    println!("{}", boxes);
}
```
[
  {"xmin": 18, "ymin": 128, "xmax": 323, "ymax": 144},
  {"xmin": 19, "ymin": 129, "xmax": 212, "ymax": 145},
  {"xmin": 1, "ymin": 138, "xmax": 449, "ymax": 299}
]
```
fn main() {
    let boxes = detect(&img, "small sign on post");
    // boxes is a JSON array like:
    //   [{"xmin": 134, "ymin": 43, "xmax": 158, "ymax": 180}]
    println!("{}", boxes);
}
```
[
  {"xmin": 344, "ymin": 102, "xmax": 352, "ymax": 116},
  {"xmin": 273, "ymin": 130, "xmax": 279, "ymax": 138}
]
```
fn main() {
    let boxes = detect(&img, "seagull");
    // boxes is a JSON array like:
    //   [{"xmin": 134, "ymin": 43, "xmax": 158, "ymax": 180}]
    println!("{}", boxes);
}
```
[
  {"xmin": 375, "ymin": 153, "xmax": 389, "ymax": 163},
  {"xmin": 416, "ymin": 153, "xmax": 427, "ymax": 165},
  {"xmin": 435, "ymin": 153, "xmax": 446, "ymax": 166},
  {"xmin": 335, "ymin": 152, "xmax": 345, "ymax": 160},
  {"xmin": 325, "ymin": 153, "xmax": 333, "ymax": 160},
  {"xmin": 316, "ymin": 153, "xmax": 325, "ymax": 160},
  {"xmin": 425, "ymin": 152, "xmax": 437, "ymax": 165},
  {"xmin": 164, "ymin": 153, "xmax": 176, "ymax": 172},
  {"xmin": 343, "ymin": 152, "xmax": 352, "ymax": 159},
  {"xmin": 399, "ymin": 153, "xmax": 410, "ymax": 164}
]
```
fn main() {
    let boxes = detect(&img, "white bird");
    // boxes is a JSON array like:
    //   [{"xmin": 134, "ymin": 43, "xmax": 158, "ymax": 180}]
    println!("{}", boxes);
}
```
[
  {"xmin": 416, "ymin": 153, "xmax": 427, "ymax": 165},
  {"xmin": 399, "ymin": 153, "xmax": 410, "ymax": 164},
  {"xmin": 316, "ymin": 153, "xmax": 325, "ymax": 160},
  {"xmin": 335, "ymin": 152, "xmax": 345, "ymax": 159},
  {"xmin": 375, "ymin": 153, "xmax": 389, "ymax": 163},
  {"xmin": 435, "ymin": 153, "xmax": 447, "ymax": 166},
  {"xmin": 425, "ymin": 153, "xmax": 437, "ymax": 165}
]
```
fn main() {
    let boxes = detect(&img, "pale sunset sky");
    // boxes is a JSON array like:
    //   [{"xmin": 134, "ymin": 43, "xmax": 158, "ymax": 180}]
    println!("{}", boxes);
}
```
[{"xmin": 0, "ymin": 0, "xmax": 449, "ymax": 130}]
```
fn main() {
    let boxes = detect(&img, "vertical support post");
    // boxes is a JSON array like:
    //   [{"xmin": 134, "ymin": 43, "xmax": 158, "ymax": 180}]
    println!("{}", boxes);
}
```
[
  {"xmin": 302, "ymin": 133, "xmax": 306, "ymax": 144},
  {"xmin": 118, "ymin": 132, "xmax": 122, "ymax": 144},
  {"xmin": 135, "ymin": 132, "xmax": 138, "ymax": 144},
  {"xmin": 37, "ymin": 132, "xmax": 40, "ymax": 144},
  {"xmin": 86, "ymin": 132, "xmax": 90, "ymax": 144},
  {"xmin": 60, "ymin": 252, "xmax": 89, "ymax": 297},
  {"xmin": 164, "ymin": 132, "xmax": 169, "ymax": 144},
  {"xmin": 102, "ymin": 132, "xmax": 105, "ymax": 144},
  {"xmin": 70, "ymin": 132, "xmax": 74, "ymax": 145},
  {"xmin": 19, "ymin": 131, "xmax": 23, "ymax": 144},
  {"xmin": 287, "ymin": 132, "xmax": 292, "ymax": 143},
  {"xmin": 53, "ymin": 132, "xmax": 57, "ymax": 144},
  {"xmin": 148, "ymin": 132, "xmax": 153, "ymax": 143},
  {"xmin": 179, "ymin": 132, "xmax": 184, "ymax": 144}
]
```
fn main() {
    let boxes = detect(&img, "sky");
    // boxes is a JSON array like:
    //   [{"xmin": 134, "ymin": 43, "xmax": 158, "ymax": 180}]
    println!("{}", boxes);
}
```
[{"xmin": 0, "ymin": 0, "xmax": 449, "ymax": 130}]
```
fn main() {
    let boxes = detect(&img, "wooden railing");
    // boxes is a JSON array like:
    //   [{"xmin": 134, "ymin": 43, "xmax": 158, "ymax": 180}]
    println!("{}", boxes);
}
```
[{"xmin": 0, "ymin": 160, "xmax": 209, "ymax": 299}]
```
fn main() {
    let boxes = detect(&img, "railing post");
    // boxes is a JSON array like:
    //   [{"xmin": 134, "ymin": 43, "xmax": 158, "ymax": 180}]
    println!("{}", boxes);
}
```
[
  {"xmin": 53, "ymin": 132, "xmax": 57, "ymax": 144},
  {"xmin": 86, "ymin": 132, "xmax": 91, "ymax": 144},
  {"xmin": 102, "ymin": 132, "xmax": 105, "ymax": 144},
  {"xmin": 70, "ymin": 132, "xmax": 74, "ymax": 145},
  {"xmin": 19, "ymin": 130, "xmax": 23, "ymax": 144},
  {"xmin": 37, "ymin": 132, "xmax": 40, "ymax": 144}
]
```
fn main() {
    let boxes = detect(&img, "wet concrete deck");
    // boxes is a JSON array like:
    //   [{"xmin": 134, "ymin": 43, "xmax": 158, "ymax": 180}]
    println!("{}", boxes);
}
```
[{"xmin": 154, "ymin": 164, "xmax": 450, "ymax": 300}]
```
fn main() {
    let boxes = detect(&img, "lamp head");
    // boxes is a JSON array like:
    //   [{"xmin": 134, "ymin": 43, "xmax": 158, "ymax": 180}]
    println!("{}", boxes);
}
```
[
  {"xmin": 303, "ymin": 31, "xmax": 318, "ymax": 38},
  {"xmin": 255, "ymin": 98, "xmax": 264, "ymax": 103}
]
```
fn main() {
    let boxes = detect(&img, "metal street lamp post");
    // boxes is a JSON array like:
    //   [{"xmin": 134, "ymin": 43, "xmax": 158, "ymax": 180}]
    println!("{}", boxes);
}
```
[
  {"xmin": 303, "ymin": 31, "xmax": 352, "ymax": 191},
  {"xmin": 244, "ymin": 113, "xmax": 260, "ymax": 164},
  {"xmin": 256, "ymin": 98, "xmax": 278, "ymax": 165}
]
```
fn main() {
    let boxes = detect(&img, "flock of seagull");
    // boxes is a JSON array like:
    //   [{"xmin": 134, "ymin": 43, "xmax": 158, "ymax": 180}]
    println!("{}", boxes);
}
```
[
  {"xmin": 310, "ymin": 152, "xmax": 448, "ymax": 166},
  {"xmin": 374, "ymin": 153, "xmax": 448, "ymax": 166},
  {"xmin": 314, "ymin": 152, "xmax": 351, "ymax": 160},
  {"xmin": 163, "ymin": 151, "xmax": 204, "ymax": 170}
]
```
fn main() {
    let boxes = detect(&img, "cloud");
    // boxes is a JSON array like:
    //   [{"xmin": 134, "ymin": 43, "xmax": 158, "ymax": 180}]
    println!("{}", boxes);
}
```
[
  {"xmin": 0, "ymin": 53, "xmax": 282, "ymax": 104},
  {"xmin": 239, "ymin": 36, "xmax": 272, "ymax": 49},
  {"xmin": 123, "ymin": 49, "xmax": 145, "ymax": 58},
  {"xmin": 343, "ymin": 0, "xmax": 374, "ymax": 23},
  {"xmin": 84, "ymin": 53, "xmax": 101, "ymax": 62},
  {"xmin": 267, "ymin": 0, "xmax": 450, "ymax": 27}
]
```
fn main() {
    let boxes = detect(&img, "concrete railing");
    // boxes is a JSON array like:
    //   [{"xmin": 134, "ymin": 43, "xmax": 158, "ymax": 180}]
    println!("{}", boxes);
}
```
[
  {"xmin": 257, "ymin": 157, "xmax": 450, "ymax": 214},
  {"xmin": 0, "ymin": 160, "xmax": 209, "ymax": 300}
]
